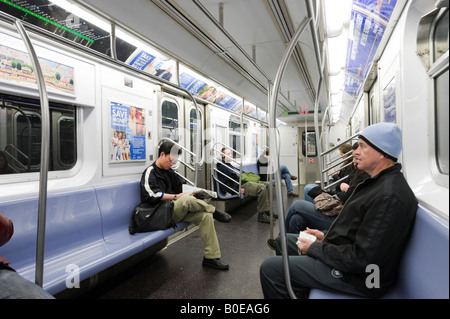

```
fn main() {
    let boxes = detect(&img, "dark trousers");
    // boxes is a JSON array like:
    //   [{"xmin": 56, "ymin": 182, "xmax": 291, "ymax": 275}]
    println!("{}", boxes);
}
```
[{"xmin": 259, "ymin": 234, "xmax": 364, "ymax": 299}]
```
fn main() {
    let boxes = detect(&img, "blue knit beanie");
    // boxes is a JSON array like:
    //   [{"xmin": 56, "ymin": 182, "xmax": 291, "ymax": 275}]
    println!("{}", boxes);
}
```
[{"xmin": 358, "ymin": 122, "xmax": 402, "ymax": 162}]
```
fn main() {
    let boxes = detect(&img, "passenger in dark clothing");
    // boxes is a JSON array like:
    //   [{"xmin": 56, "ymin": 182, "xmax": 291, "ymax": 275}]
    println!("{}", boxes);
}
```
[
  {"xmin": 141, "ymin": 141, "xmax": 231, "ymax": 270},
  {"xmin": 277, "ymin": 148, "xmax": 369, "ymax": 234},
  {"xmin": 216, "ymin": 148, "xmax": 274, "ymax": 223},
  {"xmin": 260, "ymin": 122, "xmax": 418, "ymax": 298}
]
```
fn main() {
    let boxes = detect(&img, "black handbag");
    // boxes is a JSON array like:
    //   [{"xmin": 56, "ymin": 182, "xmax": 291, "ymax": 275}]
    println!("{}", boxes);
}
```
[
  {"xmin": 307, "ymin": 185, "xmax": 324, "ymax": 199},
  {"xmin": 129, "ymin": 200, "xmax": 175, "ymax": 234}
]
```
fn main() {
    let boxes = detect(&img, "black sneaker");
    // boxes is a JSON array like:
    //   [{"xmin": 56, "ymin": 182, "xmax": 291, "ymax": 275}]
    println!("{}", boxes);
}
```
[
  {"xmin": 259, "ymin": 211, "xmax": 278, "ymax": 219},
  {"xmin": 202, "ymin": 257, "xmax": 229, "ymax": 270},
  {"xmin": 213, "ymin": 209, "xmax": 232, "ymax": 223},
  {"xmin": 258, "ymin": 212, "xmax": 270, "ymax": 223},
  {"xmin": 266, "ymin": 238, "xmax": 277, "ymax": 250}
]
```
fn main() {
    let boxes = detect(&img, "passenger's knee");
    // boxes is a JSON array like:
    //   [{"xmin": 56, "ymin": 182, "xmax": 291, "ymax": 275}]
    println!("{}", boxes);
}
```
[
  {"xmin": 290, "ymin": 199, "xmax": 309, "ymax": 211},
  {"xmin": 194, "ymin": 211, "xmax": 214, "ymax": 227},
  {"xmin": 260, "ymin": 257, "xmax": 282, "ymax": 281},
  {"xmin": 203, "ymin": 212, "xmax": 213, "ymax": 222}
]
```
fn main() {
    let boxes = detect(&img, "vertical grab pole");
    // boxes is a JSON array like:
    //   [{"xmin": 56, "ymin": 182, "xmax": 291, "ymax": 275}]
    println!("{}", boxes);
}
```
[
  {"xmin": 191, "ymin": 90, "xmax": 200, "ymax": 187},
  {"xmin": 306, "ymin": 0, "xmax": 325, "ymax": 190},
  {"xmin": 267, "ymin": 81, "xmax": 274, "ymax": 241},
  {"xmin": 269, "ymin": 15, "xmax": 311, "ymax": 299},
  {"xmin": 15, "ymin": 20, "xmax": 50, "ymax": 288}
]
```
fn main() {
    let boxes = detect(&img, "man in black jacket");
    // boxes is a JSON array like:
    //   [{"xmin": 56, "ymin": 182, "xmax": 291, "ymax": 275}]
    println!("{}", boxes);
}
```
[
  {"xmin": 260, "ymin": 122, "xmax": 418, "ymax": 298},
  {"xmin": 141, "ymin": 141, "xmax": 231, "ymax": 270}
]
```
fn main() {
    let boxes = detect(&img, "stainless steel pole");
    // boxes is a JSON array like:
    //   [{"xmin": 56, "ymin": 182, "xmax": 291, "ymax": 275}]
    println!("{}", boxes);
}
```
[
  {"xmin": 15, "ymin": 20, "xmax": 50, "ymax": 288},
  {"xmin": 269, "ymin": 15, "xmax": 311, "ymax": 299}
]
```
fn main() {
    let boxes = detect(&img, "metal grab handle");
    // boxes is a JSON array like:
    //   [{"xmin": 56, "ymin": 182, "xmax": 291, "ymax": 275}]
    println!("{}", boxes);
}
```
[
  {"xmin": 158, "ymin": 137, "xmax": 197, "ymax": 186},
  {"xmin": 211, "ymin": 142, "xmax": 243, "ymax": 196},
  {"xmin": 269, "ymin": 14, "xmax": 312, "ymax": 299},
  {"xmin": 14, "ymin": 19, "xmax": 50, "ymax": 288}
]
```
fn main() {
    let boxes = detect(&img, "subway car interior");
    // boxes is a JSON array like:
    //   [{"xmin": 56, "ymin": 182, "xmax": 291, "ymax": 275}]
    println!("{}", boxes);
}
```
[{"xmin": 0, "ymin": 0, "xmax": 448, "ymax": 301}]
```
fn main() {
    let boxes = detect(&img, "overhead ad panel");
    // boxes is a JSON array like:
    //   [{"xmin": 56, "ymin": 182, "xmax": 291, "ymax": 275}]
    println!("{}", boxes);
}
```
[{"xmin": 344, "ymin": 0, "xmax": 397, "ymax": 98}]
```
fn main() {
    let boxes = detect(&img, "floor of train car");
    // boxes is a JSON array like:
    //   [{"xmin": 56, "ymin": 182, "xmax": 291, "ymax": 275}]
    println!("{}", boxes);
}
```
[{"xmin": 78, "ymin": 184, "xmax": 304, "ymax": 299}]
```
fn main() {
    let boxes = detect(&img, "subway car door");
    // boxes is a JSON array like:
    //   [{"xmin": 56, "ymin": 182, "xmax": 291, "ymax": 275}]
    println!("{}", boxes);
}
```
[
  {"xmin": 298, "ymin": 127, "xmax": 320, "ymax": 185},
  {"xmin": 159, "ymin": 91, "xmax": 186, "ymax": 175},
  {"xmin": 184, "ymin": 99, "xmax": 206, "ymax": 189}
]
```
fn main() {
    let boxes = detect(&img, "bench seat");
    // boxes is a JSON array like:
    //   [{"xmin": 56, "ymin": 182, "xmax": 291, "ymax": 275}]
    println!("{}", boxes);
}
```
[
  {"xmin": 309, "ymin": 206, "xmax": 449, "ymax": 299},
  {"xmin": 0, "ymin": 181, "xmax": 190, "ymax": 295}
]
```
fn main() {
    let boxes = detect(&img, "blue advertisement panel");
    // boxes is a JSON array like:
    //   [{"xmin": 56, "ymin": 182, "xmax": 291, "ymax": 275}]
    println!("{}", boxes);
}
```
[
  {"xmin": 230, "ymin": 100, "xmax": 243, "ymax": 113},
  {"xmin": 128, "ymin": 50, "xmax": 156, "ymax": 70},
  {"xmin": 127, "ymin": 49, "xmax": 176, "ymax": 83},
  {"xmin": 179, "ymin": 72, "xmax": 197, "ymax": 89},
  {"xmin": 218, "ymin": 95, "xmax": 240, "ymax": 111},
  {"xmin": 344, "ymin": 0, "xmax": 397, "ymax": 98},
  {"xmin": 110, "ymin": 101, "xmax": 146, "ymax": 161},
  {"xmin": 179, "ymin": 70, "xmax": 253, "ymax": 117}
]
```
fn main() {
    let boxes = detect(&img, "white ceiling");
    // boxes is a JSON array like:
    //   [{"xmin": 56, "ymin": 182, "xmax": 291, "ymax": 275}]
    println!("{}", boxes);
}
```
[{"xmin": 78, "ymin": 0, "xmax": 329, "ymax": 123}]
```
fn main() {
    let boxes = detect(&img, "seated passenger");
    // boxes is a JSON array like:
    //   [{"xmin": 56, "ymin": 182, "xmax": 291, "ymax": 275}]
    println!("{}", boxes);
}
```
[
  {"xmin": 257, "ymin": 148, "xmax": 298, "ymax": 197},
  {"xmin": 268, "ymin": 146, "xmax": 369, "ymax": 240},
  {"xmin": 0, "ymin": 210, "xmax": 54, "ymax": 299},
  {"xmin": 140, "ymin": 141, "xmax": 231, "ymax": 270},
  {"xmin": 332, "ymin": 142, "xmax": 360, "ymax": 194},
  {"xmin": 307, "ymin": 142, "xmax": 360, "ymax": 200},
  {"xmin": 260, "ymin": 122, "xmax": 418, "ymax": 298},
  {"xmin": 216, "ymin": 147, "xmax": 276, "ymax": 223}
]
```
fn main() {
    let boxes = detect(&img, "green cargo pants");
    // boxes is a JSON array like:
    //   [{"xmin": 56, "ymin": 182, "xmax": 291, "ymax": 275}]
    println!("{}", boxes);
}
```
[
  {"xmin": 172, "ymin": 194, "xmax": 221, "ymax": 259},
  {"xmin": 242, "ymin": 182, "xmax": 271, "ymax": 213}
]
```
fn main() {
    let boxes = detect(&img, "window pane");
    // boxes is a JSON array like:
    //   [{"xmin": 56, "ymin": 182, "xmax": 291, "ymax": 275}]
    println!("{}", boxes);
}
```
[
  {"xmin": 189, "ymin": 108, "xmax": 202, "ymax": 163},
  {"xmin": 161, "ymin": 100, "xmax": 178, "ymax": 142},
  {"xmin": 58, "ymin": 117, "xmax": 76, "ymax": 166},
  {"xmin": 15, "ymin": 112, "xmax": 41, "ymax": 167},
  {"xmin": 0, "ymin": 95, "xmax": 76, "ymax": 174}
]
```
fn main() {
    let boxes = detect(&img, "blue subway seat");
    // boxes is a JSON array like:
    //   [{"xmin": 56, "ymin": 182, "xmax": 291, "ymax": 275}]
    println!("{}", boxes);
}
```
[
  {"xmin": 0, "ymin": 181, "xmax": 190, "ymax": 295},
  {"xmin": 309, "ymin": 206, "xmax": 449, "ymax": 299},
  {"xmin": 94, "ymin": 181, "xmax": 190, "ymax": 251},
  {"xmin": 0, "ymin": 188, "xmax": 106, "ymax": 294}
]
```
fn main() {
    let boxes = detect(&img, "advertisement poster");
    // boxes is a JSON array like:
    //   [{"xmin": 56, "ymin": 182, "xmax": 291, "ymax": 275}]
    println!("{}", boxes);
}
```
[
  {"xmin": 110, "ymin": 101, "xmax": 146, "ymax": 162},
  {"xmin": 0, "ymin": 43, "xmax": 75, "ymax": 94},
  {"xmin": 179, "ymin": 71, "xmax": 246, "ymax": 115},
  {"xmin": 127, "ymin": 49, "xmax": 176, "ymax": 83},
  {"xmin": 344, "ymin": 0, "xmax": 397, "ymax": 98}
]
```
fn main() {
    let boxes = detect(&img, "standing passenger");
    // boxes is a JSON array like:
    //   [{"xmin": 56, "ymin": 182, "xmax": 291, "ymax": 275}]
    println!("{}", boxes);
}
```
[
  {"xmin": 140, "ymin": 141, "xmax": 231, "ymax": 270},
  {"xmin": 260, "ymin": 122, "xmax": 418, "ymax": 298}
]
